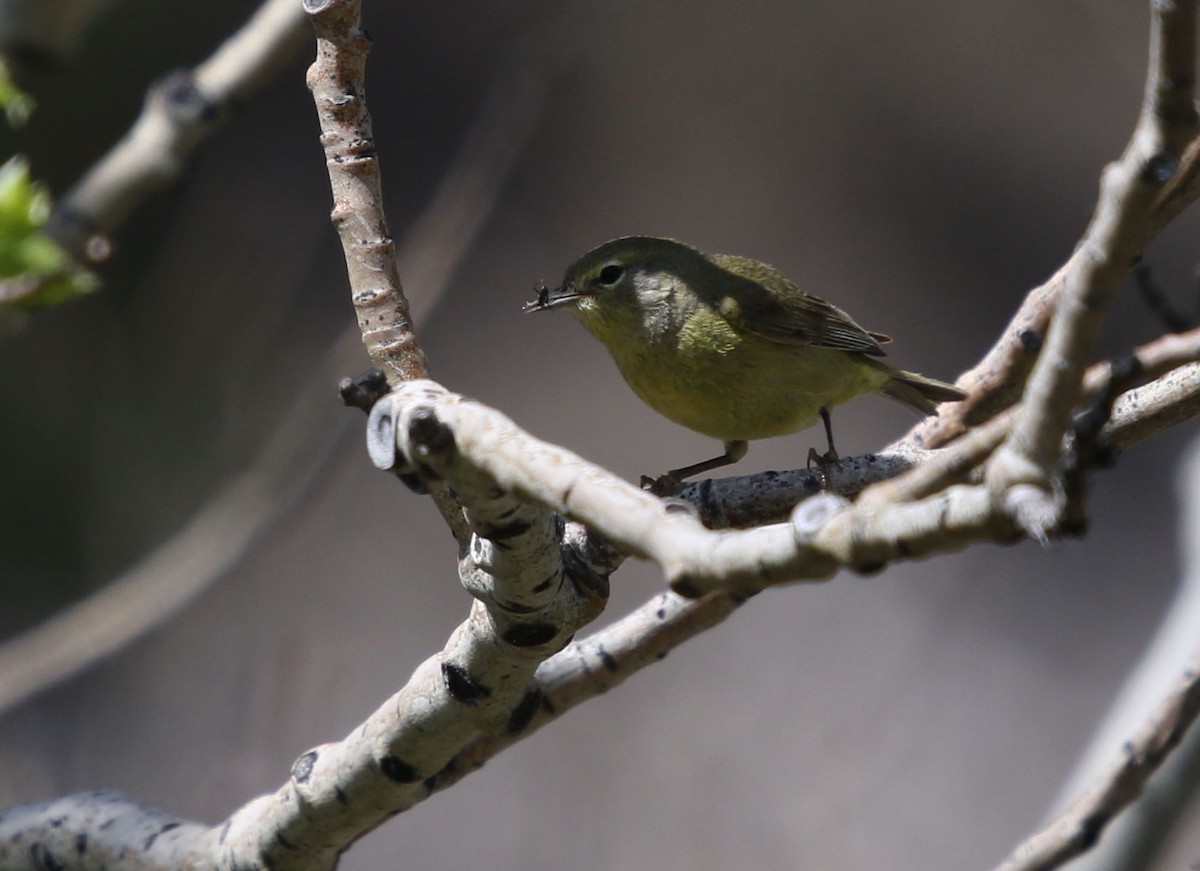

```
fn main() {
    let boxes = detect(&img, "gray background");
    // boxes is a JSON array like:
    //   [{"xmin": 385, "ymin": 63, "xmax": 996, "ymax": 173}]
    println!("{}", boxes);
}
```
[{"xmin": 2, "ymin": 2, "xmax": 1199, "ymax": 868}]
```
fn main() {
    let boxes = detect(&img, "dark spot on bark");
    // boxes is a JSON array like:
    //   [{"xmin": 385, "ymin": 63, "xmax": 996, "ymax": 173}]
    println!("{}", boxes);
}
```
[
  {"xmin": 338, "ymin": 368, "xmax": 390, "ymax": 412},
  {"xmin": 597, "ymin": 646, "xmax": 619, "ymax": 672},
  {"xmin": 1018, "ymin": 329, "xmax": 1042, "ymax": 355},
  {"xmin": 502, "ymin": 622, "xmax": 558, "ymax": 647},
  {"xmin": 1077, "ymin": 812, "xmax": 1108, "ymax": 849},
  {"xmin": 1110, "ymin": 351, "xmax": 1143, "ymax": 383},
  {"xmin": 143, "ymin": 822, "xmax": 181, "ymax": 851},
  {"xmin": 378, "ymin": 756, "xmax": 421, "ymax": 783},
  {"xmin": 442, "ymin": 661, "xmax": 491, "ymax": 704},
  {"xmin": 408, "ymin": 407, "xmax": 456, "ymax": 458},
  {"xmin": 159, "ymin": 69, "xmax": 217, "ymax": 125},
  {"xmin": 1142, "ymin": 152, "xmax": 1178, "ymax": 184},
  {"xmin": 29, "ymin": 844, "xmax": 63, "ymax": 871},
  {"xmin": 507, "ymin": 689, "xmax": 544, "ymax": 735}
]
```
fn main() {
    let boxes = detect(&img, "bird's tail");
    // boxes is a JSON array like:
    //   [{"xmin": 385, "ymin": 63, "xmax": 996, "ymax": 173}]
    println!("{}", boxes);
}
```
[{"xmin": 880, "ymin": 368, "xmax": 966, "ymax": 416}]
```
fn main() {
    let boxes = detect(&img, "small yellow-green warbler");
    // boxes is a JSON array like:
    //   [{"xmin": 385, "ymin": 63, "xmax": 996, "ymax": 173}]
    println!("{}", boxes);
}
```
[{"xmin": 526, "ymin": 236, "xmax": 964, "ymax": 484}]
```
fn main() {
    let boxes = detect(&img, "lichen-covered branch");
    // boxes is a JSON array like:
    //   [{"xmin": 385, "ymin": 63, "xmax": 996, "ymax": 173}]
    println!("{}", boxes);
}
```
[{"xmin": 0, "ymin": 791, "xmax": 209, "ymax": 869}]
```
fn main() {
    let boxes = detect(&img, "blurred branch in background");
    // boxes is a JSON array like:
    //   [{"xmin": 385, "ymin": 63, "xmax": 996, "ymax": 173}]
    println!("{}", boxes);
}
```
[
  {"xmin": 1039, "ymin": 435, "xmax": 1200, "ymax": 871},
  {"xmin": 41, "ymin": 0, "xmax": 309, "ymax": 266},
  {"xmin": 0, "ymin": 0, "xmax": 308, "ymax": 312},
  {"xmin": 0, "ymin": 7, "xmax": 559, "ymax": 718},
  {"xmin": 992, "ymin": 633, "xmax": 1200, "ymax": 871}
]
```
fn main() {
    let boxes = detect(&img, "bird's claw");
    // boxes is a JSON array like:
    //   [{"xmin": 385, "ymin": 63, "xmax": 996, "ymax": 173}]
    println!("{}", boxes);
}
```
[{"xmin": 641, "ymin": 472, "xmax": 683, "ymax": 497}]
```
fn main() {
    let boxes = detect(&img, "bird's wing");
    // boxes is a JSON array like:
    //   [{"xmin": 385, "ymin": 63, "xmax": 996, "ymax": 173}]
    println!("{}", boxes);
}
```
[{"xmin": 708, "ymin": 253, "xmax": 889, "ymax": 356}]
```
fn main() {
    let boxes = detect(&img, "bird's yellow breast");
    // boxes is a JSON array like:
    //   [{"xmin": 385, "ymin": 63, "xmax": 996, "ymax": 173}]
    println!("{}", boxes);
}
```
[{"xmin": 584, "ymin": 304, "xmax": 889, "ymax": 442}]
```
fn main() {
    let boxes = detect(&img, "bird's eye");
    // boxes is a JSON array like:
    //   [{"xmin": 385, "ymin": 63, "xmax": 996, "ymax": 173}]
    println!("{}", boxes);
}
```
[{"xmin": 598, "ymin": 263, "xmax": 624, "ymax": 285}]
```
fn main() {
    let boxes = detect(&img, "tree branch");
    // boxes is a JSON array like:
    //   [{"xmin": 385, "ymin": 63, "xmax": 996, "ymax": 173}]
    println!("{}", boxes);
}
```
[
  {"xmin": 986, "ymin": 0, "xmax": 1199, "ymax": 539},
  {"xmin": 0, "ymin": 20, "xmax": 558, "ymax": 719},
  {"xmin": 1046, "ymin": 435, "xmax": 1200, "ymax": 871},
  {"xmin": 990, "ymin": 643, "xmax": 1200, "ymax": 871},
  {"xmin": 304, "ymin": 0, "xmax": 476, "ymax": 544},
  {"xmin": 304, "ymin": 0, "xmax": 425, "ymax": 384},
  {"xmin": 44, "ymin": 0, "xmax": 310, "ymax": 262},
  {"xmin": 910, "ymin": 2, "xmax": 1200, "ymax": 454},
  {"xmin": 361, "ymin": 344, "xmax": 1200, "ymax": 597},
  {"xmin": 0, "ymin": 791, "xmax": 209, "ymax": 869}
]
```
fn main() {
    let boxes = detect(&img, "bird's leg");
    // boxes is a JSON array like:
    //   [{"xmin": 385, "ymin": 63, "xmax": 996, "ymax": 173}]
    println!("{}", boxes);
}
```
[
  {"xmin": 642, "ymin": 440, "xmax": 749, "ymax": 495},
  {"xmin": 669, "ymin": 440, "xmax": 749, "ymax": 479},
  {"xmin": 806, "ymin": 406, "xmax": 839, "ymax": 467}
]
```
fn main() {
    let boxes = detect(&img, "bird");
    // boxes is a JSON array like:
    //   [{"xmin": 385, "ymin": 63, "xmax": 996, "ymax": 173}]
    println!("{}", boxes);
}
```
[{"xmin": 526, "ymin": 236, "xmax": 965, "ymax": 488}]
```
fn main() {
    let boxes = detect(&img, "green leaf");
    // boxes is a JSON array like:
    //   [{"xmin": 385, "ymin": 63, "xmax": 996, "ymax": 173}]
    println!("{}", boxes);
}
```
[{"xmin": 0, "ymin": 157, "xmax": 98, "ymax": 310}]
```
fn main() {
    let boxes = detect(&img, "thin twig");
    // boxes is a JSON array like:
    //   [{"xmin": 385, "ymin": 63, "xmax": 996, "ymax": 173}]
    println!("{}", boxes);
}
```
[
  {"xmin": 305, "ymin": 0, "xmax": 425, "ymax": 384},
  {"xmin": 428, "ymin": 588, "xmax": 745, "ymax": 795},
  {"xmin": 866, "ymin": 326, "xmax": 1200, "ymax": 510},
  {"xmin": 304, "ymin": 0, "xmax": 476, "ymax": 543},
  {"xmin": 905, "ymin": 258, "xmax": 1068, "ymax": 450}
]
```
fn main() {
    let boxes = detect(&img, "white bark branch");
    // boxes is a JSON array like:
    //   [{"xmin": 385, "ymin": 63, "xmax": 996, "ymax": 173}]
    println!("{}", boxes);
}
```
[
  {"xmin": 987, "ymin": 0, "xmax": 1199, "ymax": 539},
  {"xmin": 0, "ymin": 791, "xmax": 209, "ymax": 869},
  {"xmin": 367, "ymin": 355, "xmax": 1200, "ymax": 599}
]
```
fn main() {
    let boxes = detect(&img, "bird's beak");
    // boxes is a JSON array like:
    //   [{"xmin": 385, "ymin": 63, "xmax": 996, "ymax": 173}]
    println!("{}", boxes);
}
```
[{"xmin": 523, "ymin": 282, "xmax": 584, "ymax": 313}]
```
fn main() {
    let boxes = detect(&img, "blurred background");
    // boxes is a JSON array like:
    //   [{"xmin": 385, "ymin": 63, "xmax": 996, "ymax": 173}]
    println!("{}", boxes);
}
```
[{"xmin": 2, "ymin": 1, "xmax": 1199, "ymax": 868}]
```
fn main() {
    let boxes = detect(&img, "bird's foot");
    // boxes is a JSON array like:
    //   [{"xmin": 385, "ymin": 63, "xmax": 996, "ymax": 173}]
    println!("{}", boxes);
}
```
[
  {"xmin": 806, "ymin": 447, "xmax": 839, "ymax": 469},
  {"xmin": 641, "ymin": 472, "xmax": 683, "ymax": 497}
]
